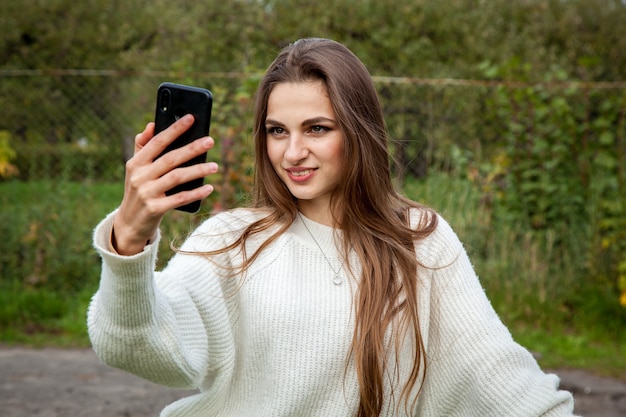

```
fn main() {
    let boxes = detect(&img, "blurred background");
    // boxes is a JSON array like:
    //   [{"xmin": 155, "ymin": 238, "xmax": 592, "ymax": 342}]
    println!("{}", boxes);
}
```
[{"xmin": 0, "ymin": 0, "xmax": 625, "ymax": 379}]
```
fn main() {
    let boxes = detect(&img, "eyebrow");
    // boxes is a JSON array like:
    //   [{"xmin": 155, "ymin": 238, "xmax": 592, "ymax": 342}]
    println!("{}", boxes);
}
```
[{"xmin": 265, "ymin": 117, "xmax": 337, "ymax": 127}]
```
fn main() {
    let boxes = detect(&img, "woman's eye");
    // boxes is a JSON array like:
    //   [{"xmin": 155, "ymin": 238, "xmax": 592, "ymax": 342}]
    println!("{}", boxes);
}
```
[
  {"xmin": 310, "ymin": 125, "xmax": 328, "ymax": 134},
  {"xmin": 267, "ymin": 126, "xmax": 285, "ymax": 136}
]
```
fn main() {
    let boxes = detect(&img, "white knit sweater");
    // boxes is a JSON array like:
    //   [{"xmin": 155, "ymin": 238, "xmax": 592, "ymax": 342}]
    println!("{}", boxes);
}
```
[{"xmin": 88, "ymin": 208, "xmax": 576, "ymax": 416}]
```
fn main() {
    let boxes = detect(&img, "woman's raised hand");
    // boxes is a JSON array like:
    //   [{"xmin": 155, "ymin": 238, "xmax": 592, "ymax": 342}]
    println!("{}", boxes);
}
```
[{"xmin": 111, "ymin": 114, "xmax": 218, "ymax": 255}]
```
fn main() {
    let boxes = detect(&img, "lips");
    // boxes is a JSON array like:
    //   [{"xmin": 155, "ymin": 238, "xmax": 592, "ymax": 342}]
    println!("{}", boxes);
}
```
[{"xmin": 285, "ymin": 167, "xmax": 317, "ymax": 182}]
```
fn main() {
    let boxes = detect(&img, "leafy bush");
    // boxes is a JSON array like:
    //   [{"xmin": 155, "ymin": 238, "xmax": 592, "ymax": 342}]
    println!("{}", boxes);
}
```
[
  {"xmin": 473, "ymin": 61, "xmax": 626, "ymax": 310},
  {"xmin": 12, "ymin": 142, "xmax": 124, "ymax": 182},
  {"xmin": 0, "ymin": 181, "xmax": 118, "ymax": 293},
  {"xmin": 0, "ymin": 130, "xmax": 18, "ymax": 179}
]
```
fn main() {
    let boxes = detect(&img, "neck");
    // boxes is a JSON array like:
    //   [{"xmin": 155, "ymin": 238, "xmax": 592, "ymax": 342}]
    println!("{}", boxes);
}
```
[{"xmin": 297, "ymin": 200, "xmax": 339, "ymax": 227}]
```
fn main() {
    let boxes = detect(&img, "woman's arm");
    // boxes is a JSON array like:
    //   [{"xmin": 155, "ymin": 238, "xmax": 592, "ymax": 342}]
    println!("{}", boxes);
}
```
[
  {"xmin": 87, "ymin": 209, "xmax": 241, "ymax": 392},
  {"xmin": 417, "ymin": 217, "xmax": 577, "ymax": 416}
]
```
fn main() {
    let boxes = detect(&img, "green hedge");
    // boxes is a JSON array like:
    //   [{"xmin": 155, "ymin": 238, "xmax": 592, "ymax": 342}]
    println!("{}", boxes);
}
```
[
  {"xmin": 12, "ymin": 143, "xmax": 125, "ymax": 182},
  {"xmin": 0, "ymin": 181, "xmax": 118, "ymax": 292}
]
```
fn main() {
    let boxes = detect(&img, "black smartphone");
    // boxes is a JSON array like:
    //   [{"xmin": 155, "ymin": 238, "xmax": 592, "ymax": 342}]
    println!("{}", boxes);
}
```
[{"xmin": 154, "ymin": 82, "xmax": 213, "ymax": 213}]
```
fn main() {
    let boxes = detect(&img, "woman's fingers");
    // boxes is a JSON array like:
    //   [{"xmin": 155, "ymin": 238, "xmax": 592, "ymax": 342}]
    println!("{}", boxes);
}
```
[
  {"xmin": 125, "ymin": 145, "xmax": 218, "ymax": 215},
  {"xmin": 159, "ymin": 182, "xmax": 216, "ymax": 213},
  {"xmin": 134, "ymin": 122, "xmax": 155, "ymax": 154},
  {"xmin": 136, "ymin": 114, "xmax": 195, "ymax": 163},
  {"xmin": 156, "ymin": 161, "xmax": 219, "ymax": 199},
  {"xmin": 152, "ymin": 136, "xmax": 215, "ymax": 177},
  {"xmin": 132, "ymin": 115, "xmax": 214, "ymax": 184},
  {"xmin": 113, "ymin": 115, "xmax": 218, "ymax": 255}
]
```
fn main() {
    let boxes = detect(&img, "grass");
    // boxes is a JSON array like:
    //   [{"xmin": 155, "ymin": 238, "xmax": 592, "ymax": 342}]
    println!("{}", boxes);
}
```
[
  {"xmin": 1, "ymin": 178, "xmax": 625, "ymax": 380},
  {"xmin": 0, "ymin": 180, "xmax": 122, "ymax": 347},
  {"xmin": 0, "ymin": 283, "xmax": 96, "ymax": 347},
  {"xmin": 512, "ymin": 324, "xmax": 626, "ymax": 379}
]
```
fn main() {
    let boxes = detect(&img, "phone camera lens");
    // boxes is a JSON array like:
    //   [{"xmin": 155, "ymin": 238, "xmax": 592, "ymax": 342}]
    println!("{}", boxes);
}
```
[{"xmin": 160, "ymin": 89, "xmax": 171, "ymax": 112}]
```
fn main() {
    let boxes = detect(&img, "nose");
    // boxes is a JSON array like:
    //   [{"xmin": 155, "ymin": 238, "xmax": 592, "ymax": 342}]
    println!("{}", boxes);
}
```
[{"xmin": 284, "ymin": 134, "xmax": 309, "ymax": 164}]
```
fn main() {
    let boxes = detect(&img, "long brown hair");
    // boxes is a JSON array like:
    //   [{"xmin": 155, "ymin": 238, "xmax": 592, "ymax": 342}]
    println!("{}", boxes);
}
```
[{"xmin": 211, "ymin": 38, "xmax": 437, "ymax": 416}]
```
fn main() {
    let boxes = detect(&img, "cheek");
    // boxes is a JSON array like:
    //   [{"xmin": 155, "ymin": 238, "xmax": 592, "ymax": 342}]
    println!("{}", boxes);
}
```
[
  {"xmin": 327, "ymin": 139, "xmax": 345, "ymax": 170},
  {"xmin": 267, "ymin": 141, "xmax": 278, "ymax": 165},
  {"xmin": 266, "ymin": 141, "xmax": 281, "ymax": 167}
]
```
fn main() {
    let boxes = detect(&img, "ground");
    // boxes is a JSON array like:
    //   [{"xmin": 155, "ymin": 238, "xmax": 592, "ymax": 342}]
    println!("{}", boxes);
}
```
[{"xmin": 1, "ymin": 347, "xmax": 625, "ymax": 416}]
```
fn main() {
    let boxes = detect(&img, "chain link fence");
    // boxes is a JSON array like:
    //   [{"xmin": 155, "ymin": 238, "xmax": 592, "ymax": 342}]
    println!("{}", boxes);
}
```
[{"xmin": 0, "ymin": 70, "xmax": 488, "ymax": 182}]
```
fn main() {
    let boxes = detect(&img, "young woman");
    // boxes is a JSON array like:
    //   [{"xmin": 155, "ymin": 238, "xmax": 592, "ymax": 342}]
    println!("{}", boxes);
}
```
[{"xmin": 88, "ymin": 38, "xmax": 577, "ymax": 416}]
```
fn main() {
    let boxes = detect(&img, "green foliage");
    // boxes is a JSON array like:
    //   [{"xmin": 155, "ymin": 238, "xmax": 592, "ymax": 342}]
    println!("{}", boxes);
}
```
[
  {"xmin": 0, "ymin": 282, "xmax": 66, "ymax": 328},
  {"xmin": 0, "ymin": 181, "xmax": 117, "ymax": 343},
  {"xmin": 3, "ymin": 0, "xmax": 626, "ymax": 150},
  {"xmin": 0, "ymin": 280, "xmax": 97, "ymax": 347},
  {"xmin": 512, "ymin": 325, "xmax": 626, "ymax": 379},
  {"xmin": 204, "ymin": 77, "xmax": 258, "ymax": 211},
  {"xmin": 472, "ymin": 59, "xmax": 626, "ymax": 310},
  {"xmin": 0, "ymin": 0, "xmax": 164, "ymax": 157},
  {"xmin": 12, "ymin": 142, "xmax": 124, "ymax": 181},
  {"xmin": 0, "ymin": 181, "xmax": 119, "ymax": 293},
  {"xmin": 0, "ymin": 0, "xmax": 161, "ymax": 69},
  {"xmin": 0, "ymin": 130, "xmax": 18, "ymax": 179}
]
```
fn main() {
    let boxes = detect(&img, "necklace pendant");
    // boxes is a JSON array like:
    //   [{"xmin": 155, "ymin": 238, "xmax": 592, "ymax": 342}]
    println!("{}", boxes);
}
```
[{"xmin": 333, "ymin": 275, "xmax": 342, "ymax": 285}]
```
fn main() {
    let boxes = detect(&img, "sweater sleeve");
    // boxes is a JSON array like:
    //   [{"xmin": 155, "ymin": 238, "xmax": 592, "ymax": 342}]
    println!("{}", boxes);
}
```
[
  {"xmin": 87, "ymin": 210, "xmax": 237, "ymax": 391},
  {"xmin": 416, "ymin": 216, "xmax": 577, "ymax": 416}
]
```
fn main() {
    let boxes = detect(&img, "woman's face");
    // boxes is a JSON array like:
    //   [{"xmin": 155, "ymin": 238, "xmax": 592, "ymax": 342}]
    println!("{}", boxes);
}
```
[{"xmin": 265, "ymin": 80, "xmax": 344, "ymax": 222}]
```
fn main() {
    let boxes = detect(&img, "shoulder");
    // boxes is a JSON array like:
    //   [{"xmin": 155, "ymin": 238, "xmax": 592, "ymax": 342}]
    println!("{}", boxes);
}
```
[
  {"xmin": 180, "ymin": 208, "xmax": 274, "ymax": 252},
  {"xmin": 408, "ymin": 207, "xmax": 465, "ymax": 267},
  {"xmin": 195, "ymin": 208, "xmax": 272, "ymax": 233}
]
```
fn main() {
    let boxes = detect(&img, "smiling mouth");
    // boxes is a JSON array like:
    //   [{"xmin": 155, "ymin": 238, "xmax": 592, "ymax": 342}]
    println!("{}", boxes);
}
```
[
  {"xmin": 286, "ymin": 168, "xmax": 317, "ymax": 182},
  {"xmin": 290, "ymin": 169, "xmax": 315, "ymax": 177}
]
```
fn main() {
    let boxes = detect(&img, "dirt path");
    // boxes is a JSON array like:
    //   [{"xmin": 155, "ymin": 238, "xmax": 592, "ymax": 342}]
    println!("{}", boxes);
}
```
[{"xmin": 1, "ymin": 347, "xmax": 625, "ymax": 416}]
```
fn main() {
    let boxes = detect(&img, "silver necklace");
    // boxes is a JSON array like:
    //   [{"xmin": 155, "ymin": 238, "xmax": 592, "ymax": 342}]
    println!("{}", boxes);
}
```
[{"xmin": 299, "ymin": 213, "xmax": 345, "ymax": 285}]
